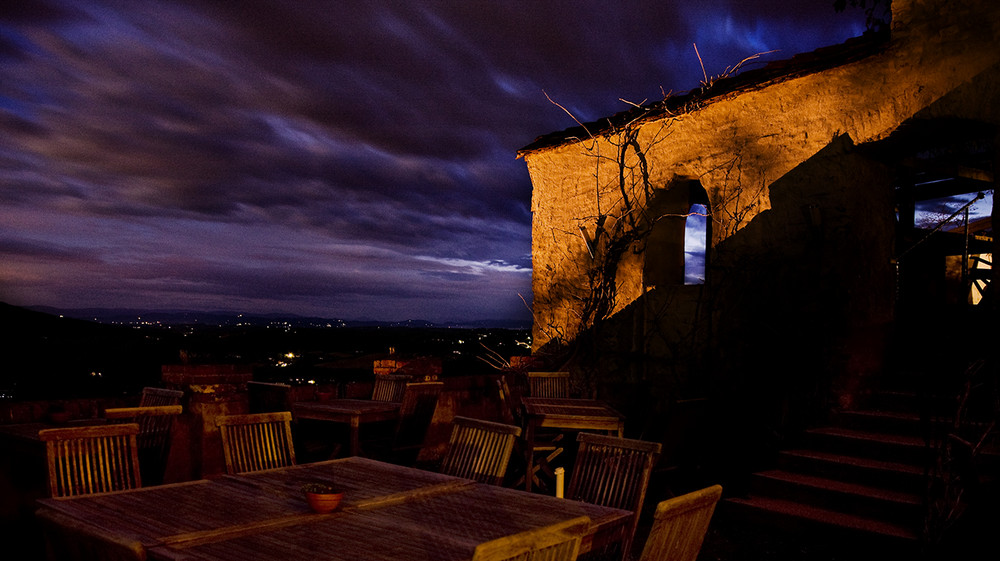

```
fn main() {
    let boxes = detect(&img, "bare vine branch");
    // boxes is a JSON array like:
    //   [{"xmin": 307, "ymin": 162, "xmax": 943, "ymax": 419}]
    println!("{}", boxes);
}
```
[
  {"xmin": 543, "ymin": 90, "xmax": 592, "ymax": 138},
  {"xmin": 693, "ymin": 43, "xmax": 708, "ymax": 85}
]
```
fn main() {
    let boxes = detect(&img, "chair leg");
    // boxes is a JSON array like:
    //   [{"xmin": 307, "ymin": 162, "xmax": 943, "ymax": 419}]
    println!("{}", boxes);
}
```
[
  {"xmin": 326, "ymin": 442, "xmax": 343, "ymax": 460},
  {"xmin": 512, "ymin": 444, "xmax": 564, "ymax": 491}
]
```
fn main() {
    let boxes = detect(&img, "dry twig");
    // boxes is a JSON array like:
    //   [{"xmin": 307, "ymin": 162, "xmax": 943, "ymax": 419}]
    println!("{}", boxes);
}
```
[{"xmin": 543, "ymin": 90, "xmax": 592, "ymax": 138}]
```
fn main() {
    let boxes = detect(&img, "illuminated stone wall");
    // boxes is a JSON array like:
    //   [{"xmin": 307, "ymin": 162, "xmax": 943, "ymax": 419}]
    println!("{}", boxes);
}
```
[{"xmin": 521, "ymin": 0, "xmax": 1000, "ymax": 413}]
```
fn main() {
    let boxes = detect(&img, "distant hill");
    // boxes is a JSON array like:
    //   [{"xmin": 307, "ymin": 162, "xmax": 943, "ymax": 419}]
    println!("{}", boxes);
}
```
[
  {"xmin": 2, "ymin": 301, "xmax": 107, "ymax": 334},
  {"xmin": 1, "ymin": 302, "xmax": 531, "ymax": 401},
  {"xmin": 1, "ymin": 302, "xmax": 174, "ymax": 400},
  {"xmin": 26, "ymin": 306, "xmax": 532, "ymax": 330}
]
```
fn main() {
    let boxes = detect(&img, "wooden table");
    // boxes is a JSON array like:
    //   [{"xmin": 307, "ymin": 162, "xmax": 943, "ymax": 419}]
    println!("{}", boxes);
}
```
[
  {"xmin": 36, "ymin": 456, "xmax": 630, "ymax": 561},
  {"xmin": 520, "ymin": 398, "xmax": 625, "ymax": 491},
  {"xmin": 0, "ymin": 420, "xmax": 107, "ymax": 441},
  {"xmin": 292, "ymin": 399, "xmax": 401, "ymax": 457}
]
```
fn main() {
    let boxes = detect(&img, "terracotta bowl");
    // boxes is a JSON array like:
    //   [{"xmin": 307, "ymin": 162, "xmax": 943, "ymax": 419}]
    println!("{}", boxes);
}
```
[{"xmin": 305, "ymin": 491, "xmax": 343, "ymax": 514}]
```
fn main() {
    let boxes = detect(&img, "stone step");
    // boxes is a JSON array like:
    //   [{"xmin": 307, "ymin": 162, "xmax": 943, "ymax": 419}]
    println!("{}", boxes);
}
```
[
  {"xmin": 750, "ymin": 469, "xmax": 923, "ymax": 527},
  {"xmin": 865, "ymin": 390, "xmax": 958, "ymax": 417},
  {"xmin": 805, "ymin": 426, "xmax": 929, "ymax": 464},
  {"xmin": 724, "ymin": 382, "xmax": 995, "ymax": 548},
  {"xmin": 776, "ymin": 448, "xmax": 926, "ymax": 492},
  {"xmin": 834, "ymin": 409, "xmax": 939, "ymax": 435},
  {"xmin": 722, "ymin": 495, "xmax": 920, "ymax": 544}
]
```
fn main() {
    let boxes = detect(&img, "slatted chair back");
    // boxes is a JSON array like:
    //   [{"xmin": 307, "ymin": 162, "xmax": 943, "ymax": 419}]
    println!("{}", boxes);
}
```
[
  {"xmin": 392, "ymin": 381, "xmax": 444, "ymax": 452},
  {"xmin": 637, "ymin": 485, "xmax": 723, "ymax": 561},
  {"xmin": 371, "ymin": 374, "xmax": 412, "ymax": 402},
  {"xmin": 104, "ymin": 405, "xmax": 182, "ymax": 484},
  {"xmin": 37, "ymin": 509, "xmax": 146, "ymax": 561},
  {"xmin": 105, "ymin": 405, "xmax": 182, "ymax": 451},
  {"xmin": 496, "ymin": 374, "xmax": 521, "ymax": 426},
  {"xmin": 566, "ymin": 432, "xmax": 662, "ymax": 561},
  {"xmin": 138, "ymin": 387, "xmax": 183, "ymax": 408},
  {"xmin": 440, "ymin": 416, "xmax": 522, "ymax": 486},
  {"xmin": 216, "ymin": 412, "xmax": 296, "ymax": 474},
  {"xmin": 39, "ymin": 424, "xmax": 142, "ymax": 498},
  {"xmin": 527, "ymin": 372, "xmax": 570, "ymax": 398},
  {"xmin": 247, "ymin": 381, "xmax": 293, "ymax": 413},
  {"xmin": 472, "ymin": 515, "xmax": 590, "ymax": 561}
]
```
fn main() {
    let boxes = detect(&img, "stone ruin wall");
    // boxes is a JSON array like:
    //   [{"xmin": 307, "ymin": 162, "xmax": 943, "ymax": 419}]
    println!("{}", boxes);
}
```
[{"xmin": 525, "ymin": 0, "xmax": 1000, "ymax": 357}]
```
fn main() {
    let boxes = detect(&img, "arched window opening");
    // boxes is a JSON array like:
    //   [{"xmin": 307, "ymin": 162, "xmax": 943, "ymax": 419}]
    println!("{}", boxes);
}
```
[
  {"xmin": 684, "ymin": 203, "xmax": 708, "ymax": 285},
  {"xmin": 644, "ymin": 179, "xmax": 710, "ymax": 288}
]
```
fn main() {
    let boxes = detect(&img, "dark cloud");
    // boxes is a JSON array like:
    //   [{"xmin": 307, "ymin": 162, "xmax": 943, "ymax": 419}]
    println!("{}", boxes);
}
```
[{"xmin": 0, "ymin": 0, "xmax": 866, "ymax": 322}]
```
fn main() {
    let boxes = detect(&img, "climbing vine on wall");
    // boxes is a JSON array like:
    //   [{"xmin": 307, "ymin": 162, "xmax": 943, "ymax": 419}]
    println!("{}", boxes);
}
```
[
  {"xmin": 534, "ymin": 99, "xmax": 705, "ymax": 394},
  {"xmin": 533, "ymin": 50, "xmax": 776, "ymax": 395}
]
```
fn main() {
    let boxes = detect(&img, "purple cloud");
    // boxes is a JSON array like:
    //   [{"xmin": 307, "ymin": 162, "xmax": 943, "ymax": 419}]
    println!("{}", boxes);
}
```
[{"xmin": 0, "ymin": 0, "xmax": 866, "ymax": 322}]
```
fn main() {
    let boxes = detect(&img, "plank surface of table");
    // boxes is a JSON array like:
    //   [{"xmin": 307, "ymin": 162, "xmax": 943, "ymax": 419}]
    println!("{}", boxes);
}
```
[
  {"xmin": 520, "ymin": 398, "xmax": 624, "ymax": 433},
  {"xmin": 36, "ymin": 456, "xmax": 630, "ymax": 561},
  {"xmin": 292, "ymin": 400, "xmax": 401, "ymax": 456},
  {"xmin": 0, "ymin": 420, "xmax": 107, "ymax": 441},
  {"xmin": 146, "ymin": 478, "xmax": 628, "ymax": 560},
  {"xmin": 37, "ymin": 458, "xmax": 465, "ymax": 545},
  {"xmin": 292, "ymin": 400, "xmax": 401, "ymax": 421}
]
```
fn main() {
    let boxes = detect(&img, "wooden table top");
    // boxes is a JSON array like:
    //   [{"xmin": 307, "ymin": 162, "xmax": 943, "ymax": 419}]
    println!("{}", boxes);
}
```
[
  {"xmin": 0, "ymin": 422, "xmax": 51, "ymax": 441},
  {"xmin": 152, "ymin": 482, "xmax": 627, "ymax": 561},
  {"xmin": 293, "ymin": 399, "xmax": 400, "ymax": 419},
  {"xmin": 0, "ymin": 420, "xmax": 106, "ymax": 442},
  {"xmin": 37, "ymin": 457, "xmax": 465, "ymax": 544},
  {"xmin": 521, "ymin": 398, "xmax": 624, "ymax": 423},
  {"xmin": 37, "ymin": 457, "xmax": 631, "ymax": 561}
]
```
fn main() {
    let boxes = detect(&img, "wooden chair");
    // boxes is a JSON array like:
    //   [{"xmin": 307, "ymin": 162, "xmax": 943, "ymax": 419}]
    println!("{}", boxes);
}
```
[
  {"xmin": 37, "ymin": 509, "xmax": 145, "ymax": 561},
  {"xmin": 138, "ymin": 387, "xmax": 183, "ymax": 407},
  {"xmin": 104, "ymin": 405, "xmax": 182, "ymax": 485},
  {"xmin": 527, "ymin": 372, "xmax": 570, "ymax": 398},
  {"xmin": 472, "ymin": 515, "xmax": 590, "ymax": 561},
  {"xmin": 565, "ymin": 432, "xmax": 662, "ymax": 561},
  {"xmin": 497, "ymin": 375, "xmax": 564, "ymax": 490},
  {"xmin": 247, "ymin": 381, "xmax": 333, "ymax": 461},
  {"xmin": 496, "ymin": 374, "xmax": 525, "ymax": 426},
  {"xmin": 39, "ymin": 424, "xmax": 142, "ymax": 498},
  {"xmin": 388, "ymin": 381, "xmax": 444, "ymax": 460},
  {"xmin": 247, "ymin": 381, "xmax": 293, "ymax": 413},
  {"xmin": 371, "ymin": 374, "xmax": 412, "ymax": 402},
  {"xmin": 216, "ymin": 411, "xmax": 296, "ymax": 474},
  {"xmin": 439, "ymin": 416, "xmax": 522, "ymax": 486},
  {"xmin": 637, "ymin": 485, "xmax": 723, "ymax": 561}
]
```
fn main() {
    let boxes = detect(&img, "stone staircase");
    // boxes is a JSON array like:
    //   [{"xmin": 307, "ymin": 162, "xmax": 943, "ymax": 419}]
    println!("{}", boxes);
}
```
[{"xmin": 722, "ymin": 390, "xmax": 957, "ymax": 548}]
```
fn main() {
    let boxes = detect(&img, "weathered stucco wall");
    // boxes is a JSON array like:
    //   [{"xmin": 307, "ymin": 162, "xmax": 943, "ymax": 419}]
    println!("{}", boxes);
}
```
[
  {"xmin": 523, "ymin": 0, "xmax": 1000, "ymax": 418},
  {"xmin": 527, "ymin": 0, "xmax": 999, "ymax": 345}
]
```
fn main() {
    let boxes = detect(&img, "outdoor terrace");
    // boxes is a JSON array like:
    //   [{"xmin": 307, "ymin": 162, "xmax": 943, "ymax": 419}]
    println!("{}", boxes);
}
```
[{"xmin": 1, "ymin": 360, "xmax": 993, "ymax": 561}]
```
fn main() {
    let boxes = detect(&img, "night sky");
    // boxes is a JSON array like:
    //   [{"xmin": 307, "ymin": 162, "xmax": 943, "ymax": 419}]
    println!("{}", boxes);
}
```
[{"xmin": 1, "ymin": 1, "xmax": 872, "ymax": 324}]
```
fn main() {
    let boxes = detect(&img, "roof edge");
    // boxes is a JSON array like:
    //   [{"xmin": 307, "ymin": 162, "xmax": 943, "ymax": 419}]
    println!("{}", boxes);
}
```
[{"xmin": 516, "ymin": 28, "xmax": 890, "ymax": 158}]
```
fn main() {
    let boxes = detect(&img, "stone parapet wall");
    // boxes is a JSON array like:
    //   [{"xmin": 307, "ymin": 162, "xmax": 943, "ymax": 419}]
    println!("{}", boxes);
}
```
[
  {"xmin": 160, "ymin": 364, "xmax": 252, "ymax": 481},
  {"xmin": 373, "ymin": 357, "xmax": 442, "ymax": 379}
]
